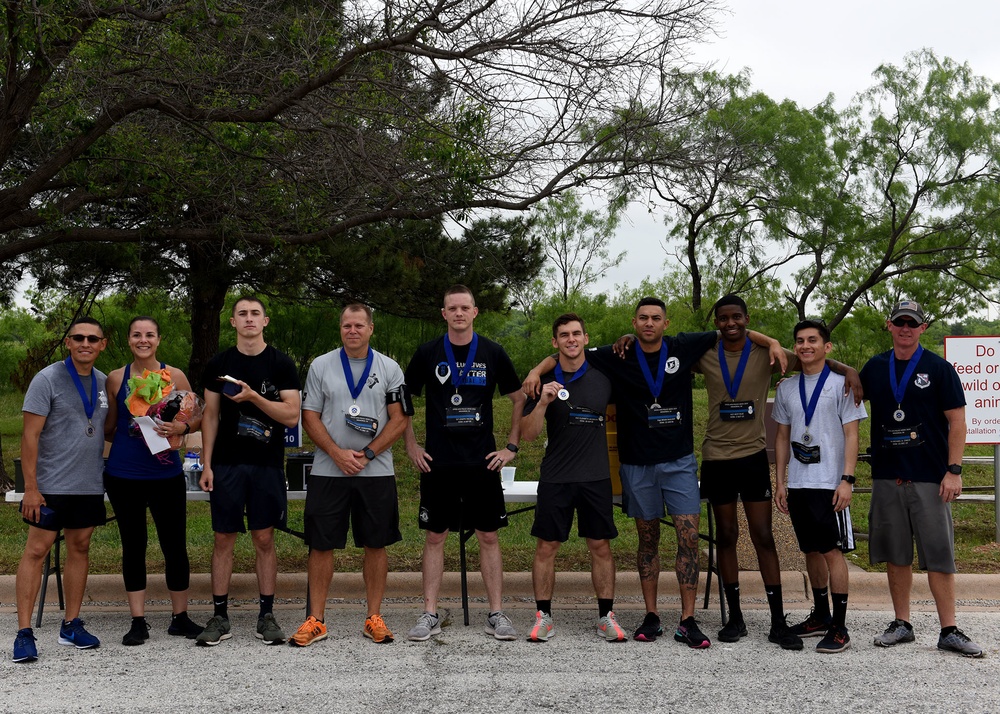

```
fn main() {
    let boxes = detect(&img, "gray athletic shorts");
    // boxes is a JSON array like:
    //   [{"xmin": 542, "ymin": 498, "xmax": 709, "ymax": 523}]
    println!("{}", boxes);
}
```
[
  {"xmin": 619, "ymin": 453, "xmax": 701, "ymax": 520},
  {"xmin": 868, "ymin": 479, "xmax": 955, "ymax": 573}
]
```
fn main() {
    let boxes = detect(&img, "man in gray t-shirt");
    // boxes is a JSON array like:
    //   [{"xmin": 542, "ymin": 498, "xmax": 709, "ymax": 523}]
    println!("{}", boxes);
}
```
[
  {"xmin": 14, "ymin": 317, "xmax": 110, "ymax": 663},
  {"xmin": 291, "ymin": 304, "xmax": 409, "ymax": 647}
]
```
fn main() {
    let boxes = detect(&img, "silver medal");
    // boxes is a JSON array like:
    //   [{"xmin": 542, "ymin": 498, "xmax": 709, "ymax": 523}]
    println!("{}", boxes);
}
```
[
  {"xmin": 802, "ymin": 432, "xmax": 811, "ymax": 444},
  {"xmin": 85, "ymin": 423, "xmax": 95, "ymax": 438},
  {"xmin": 451, "ymin": 393, "xmax": 463, "ymax": 406},
  {"xmin": 893, "ymin": 408, "xmax": 905, "ymax": 422},
  {"xmin": 557, "ymin": 388, "xmax": 569, "ymax": 401},
  {"xmin": 348, "ymin": 404, "xmax": 361, "ymax": 417},
  {"xmin": 650, "ymin": 403, "xmax": 661, "ymax": 410}
]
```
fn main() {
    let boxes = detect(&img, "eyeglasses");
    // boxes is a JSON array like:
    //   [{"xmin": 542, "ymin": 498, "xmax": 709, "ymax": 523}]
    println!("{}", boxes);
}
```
[
  {"xmin": 891, "ymin": 317, "xmax": 922, "ymax": 329},
  {"xmin": 68, "ymin": 334, "xmax": 104, "ymax": 343}
]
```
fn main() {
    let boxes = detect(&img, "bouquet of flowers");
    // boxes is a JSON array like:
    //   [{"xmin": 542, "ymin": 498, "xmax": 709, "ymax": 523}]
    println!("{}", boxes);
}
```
[{"xmin": 147, "ymin": 390, "xmax": 204, "ymax": 449}]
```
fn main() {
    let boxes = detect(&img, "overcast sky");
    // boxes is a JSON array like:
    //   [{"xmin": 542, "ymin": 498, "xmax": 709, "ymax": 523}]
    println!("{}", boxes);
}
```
[{"xmin": 597, "ymin": 0, "xmax": 1000, "ymax": 295}]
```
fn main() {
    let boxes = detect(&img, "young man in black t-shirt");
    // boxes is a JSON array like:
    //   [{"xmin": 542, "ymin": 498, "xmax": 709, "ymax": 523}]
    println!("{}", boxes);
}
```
[
  {"xmin": 197, "ymin": 297, "xmax": 301, "ymax": 647},
  {"xmin": 404, "ymin": 285, "xmax": 525, "ymax": 642}
]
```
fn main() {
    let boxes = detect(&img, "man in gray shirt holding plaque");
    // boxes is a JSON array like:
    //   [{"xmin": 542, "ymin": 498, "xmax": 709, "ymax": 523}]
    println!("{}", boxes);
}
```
[
  {"xmin": 13, "ymin": 317, "xmax": 110, "ymax": 663},
  {"xmin": 290, "ymin": 304, "xmax": 409, "ymax": 647}
]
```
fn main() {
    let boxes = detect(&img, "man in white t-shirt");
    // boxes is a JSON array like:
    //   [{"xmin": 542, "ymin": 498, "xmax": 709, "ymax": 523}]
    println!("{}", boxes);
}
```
[
  {"xmin": 291, "ymin": 304, "xmax": 409, "ymax": 647},
  {"xmin": 772, "ymin": 320, "xmax": 867, "ymax": 654}
]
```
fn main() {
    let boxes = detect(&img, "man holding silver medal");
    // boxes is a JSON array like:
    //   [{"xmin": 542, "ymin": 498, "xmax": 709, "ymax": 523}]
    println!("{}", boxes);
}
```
[
  {"xmin": 13, "ymin": 317, "xmax": 110, "ymax": 663},
  {"xmin": 772, "ymin": 320, "xmax": 866, "ymax": 654},
  {"xmin": 860, "ymin": 299, "xmax": 983, "ymax": 657},
  {"xmin": 290, "ymin": 303, "xmax": 409, "ymax": 646},
  {"xmin": 404, "ymin": 285, "xmax": 525, "ymax": 642},
  {"xmin": 520, "ymin": 313, "xmax": 624, "ymax": 642}
]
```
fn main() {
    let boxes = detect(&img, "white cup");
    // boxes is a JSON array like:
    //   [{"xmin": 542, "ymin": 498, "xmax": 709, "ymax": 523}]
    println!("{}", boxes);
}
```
[{"xmin": 501, "ymin": 466, "xmax": 516, "ymax": 484}]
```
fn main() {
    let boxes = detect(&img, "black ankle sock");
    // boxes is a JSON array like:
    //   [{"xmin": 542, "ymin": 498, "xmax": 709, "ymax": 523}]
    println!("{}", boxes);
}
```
[
  {"xmin": 812, "ymin": 586, "xmax": 830, "ymax": 617},
  {"xmin": 832, "ymin": 593, "xmax": 849, "ymax": 628},
  {"xmin": 213, "ymin": 594, "xmax": 228, "ymax": 619},
  {"xmin": 259, "ymin": 594, "xmax": 274, "ymax": 617},
  {"xmin": 723, "ymin": 582, "xmax": 743, "ymax": 620},
  {"xmin": 765, "ymin": 584, "xmax": 784, "ymax": 624},
  {"xmin": 941, "ymin": 625, "xmax": 957, "ymax": 637},
  {"xmin": 535, "ymin": 600, "xmax": 552, "ymax": 616},
  {"xmin": 598, "ymin": 599, "xmax": 614, "ymax": 618}
]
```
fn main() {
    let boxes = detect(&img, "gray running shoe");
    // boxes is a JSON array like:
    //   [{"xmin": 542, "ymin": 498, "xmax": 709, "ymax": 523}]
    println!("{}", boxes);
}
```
[
  {"xmin": 873, "ymin": 619, "xmax": 915, "ymax": 647},
  {"xmin": 407, "ymin": 612, "xmax": 441, "ymax": 642},
  {"xmin": 485, "ymin": 611, "xmax": 517, "ymax": 641},
  {"xmin": 937, "ymin": 629, "xmax": 983, "ymax": 658},
  {"xmin": 196, "ymin": 616, "xmax": 232, "ymax": 647},
  {"xmin": 527, "ymin": 610, "xmax": 554, "ymax": 642},
  {"xmin": 255, "ymin": 613, "xmax": 285, "ymax": 645}
]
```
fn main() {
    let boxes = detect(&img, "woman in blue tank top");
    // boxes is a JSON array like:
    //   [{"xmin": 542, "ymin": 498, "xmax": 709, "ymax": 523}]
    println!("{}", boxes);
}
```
[{"xmin": 104, "ymin": 316, "xmax": 204, "ymax": 645}]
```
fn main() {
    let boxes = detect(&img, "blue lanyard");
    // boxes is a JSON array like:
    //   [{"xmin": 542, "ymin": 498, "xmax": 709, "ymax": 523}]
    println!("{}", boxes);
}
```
[
  {"xmin": 889, "ymin": 345, "xmax": 923, "ymax": 406},
  {"xmin": 63, "ymin": 357, "xmax": 96, "ymax": 420},
  {"xmin": 554, "ymin": 360, "xmax": 589, "ymax": 386},
  {"xmin": 636, "ymin": 340, "xmax": 668, "ymax": 402},
  {"xmin": 719, "ymin": 340, "xmax": 752, "ymax": 401},
  {"xmin": 339, "ymin": 346, "xmax": 374, "ymax": 401},
  {"xmin": 798, "ymin": 365, "xmax": 831, "ymax": 428},
  {"xmin": 443, "ymin": 333, "xmax": 479, "ymax": 389}
]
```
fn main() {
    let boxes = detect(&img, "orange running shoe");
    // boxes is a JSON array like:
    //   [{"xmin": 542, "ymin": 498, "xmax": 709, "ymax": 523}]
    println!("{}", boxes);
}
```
[
  {"xmin": 364, "ymin": 614, "xmax": 394, "ymax": 644},
  {"xmin": 290, "ymin": 616, "xmax": 327, "ymax": 647}
]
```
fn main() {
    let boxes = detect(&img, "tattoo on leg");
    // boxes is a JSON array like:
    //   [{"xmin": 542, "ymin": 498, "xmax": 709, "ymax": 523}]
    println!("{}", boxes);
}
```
[
  {"xmin": 674, "ymin": 515, "xmax": 700, "ymax": 588},
  {"xmin": 636, "ymin": 519, "xmax": 661, "ymax": 582}
]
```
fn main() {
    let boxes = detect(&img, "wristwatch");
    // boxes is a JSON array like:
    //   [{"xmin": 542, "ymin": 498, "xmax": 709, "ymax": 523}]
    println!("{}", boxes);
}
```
[
  {"xmin": 841, "ymin": 474, "xmax": 856, "ymax": 485},
  {"xmin": 364, "ymin": 447, "xmax": 376, "ymax": 461},
  {"xmin": 947, "ymin": 464, "xmax": 963, "ymax": 475},
  {"xmin": 505, "ymin": 443, "xmax": 519, "ymax": 454}
]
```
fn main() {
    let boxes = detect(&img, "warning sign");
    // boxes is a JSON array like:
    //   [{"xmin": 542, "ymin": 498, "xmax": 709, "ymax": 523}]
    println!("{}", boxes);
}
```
[{"xmin": 944, "ymin": 336, "xmax": 1000, "ymax": 445}]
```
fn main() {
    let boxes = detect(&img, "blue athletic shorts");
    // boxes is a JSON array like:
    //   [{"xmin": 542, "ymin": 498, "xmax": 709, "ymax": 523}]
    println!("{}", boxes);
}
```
[{"xmin": 619, "ymin": 453, "xmax": 701, "ymax": 520}]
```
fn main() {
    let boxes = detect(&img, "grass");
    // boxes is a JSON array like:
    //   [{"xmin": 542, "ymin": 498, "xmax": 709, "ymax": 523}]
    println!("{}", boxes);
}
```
[{"xmin": 1, "ymin": 391, "xmax": 998, "ymax": 575}]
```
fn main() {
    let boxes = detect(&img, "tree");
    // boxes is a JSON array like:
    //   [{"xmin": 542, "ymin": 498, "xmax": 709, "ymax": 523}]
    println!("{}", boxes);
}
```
[
  {"xmin": 1, "ymin": 0, "xmax": 720, "ymax": 269},
  {"xmin": 529, "ymin": 191, "xmax": 625, "ymax": 302}
]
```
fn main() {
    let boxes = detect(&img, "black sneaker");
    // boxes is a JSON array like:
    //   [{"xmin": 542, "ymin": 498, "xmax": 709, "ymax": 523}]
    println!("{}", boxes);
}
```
[
  {"xmin": 167, "ymin": 613, "xmax": 204, "ymax": 639},
  {"xmin": 674, "ymin": 617, "xmax": 711, "ymax": 649},
  {"xmin": 768, "ymin": 615, "xmax": 804, "ymax": 651},
  {"xmin": 816, "ymin": 626, "xmax": 851, "ymax": 654},
  {"xmin": 788, "ymin": 609, "xmax": 832, "ymax": 638},
  {"xmin": 633, "ymin": 612, "xmax": 663, "ymax": 642},
  {"xmin": 717, "ymin": 617, "xmax": 747, "ymax": 643},
  {"xmin": 122, "ymin": 618, "xmax": 150, "ymax": 646}
]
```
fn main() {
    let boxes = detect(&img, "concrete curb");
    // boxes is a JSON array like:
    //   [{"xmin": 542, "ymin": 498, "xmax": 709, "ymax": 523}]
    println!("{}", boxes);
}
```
[{"xmin": 3, "ymin": 571, "xmax": 1000, "ymax": 611}]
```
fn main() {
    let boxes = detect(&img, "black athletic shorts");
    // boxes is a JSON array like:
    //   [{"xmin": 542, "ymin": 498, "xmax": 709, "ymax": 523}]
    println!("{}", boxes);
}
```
[
  {"xmin": 24, "ymin": 494, "xmax": 107, "ymax": 531},
  {"xmin": 209, "ymin": 463, "xmax": 288, "ymax": 533},
  {"xmin": 418, "ymin": 464, "xmax": 508, "ymax": 533},
  {"xmin": 531, "ymin": 479, "xmax": 618, "ymax": 543},
  {"xmin": 700, "ymin": 449, "xmax": 773, "ymax": 506},
  {"xmin": 304, "ymin": 475, "xmax": 402, "ymax": 550},
  {"xmin": 787, "ymin": 488, "xmax": 841, "ymax": 554}
]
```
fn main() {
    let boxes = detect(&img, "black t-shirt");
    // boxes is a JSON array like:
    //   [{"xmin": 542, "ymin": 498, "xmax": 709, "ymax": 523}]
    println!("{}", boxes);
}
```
[
  {"xmin": 523, "ymin": 365, "xmax": 612, "ymax": 484},
  {"xmin": 202, "ymin": 345, "xmax": 301, "ymax": 468},
  {"xmin": 585, "ymin": 331, "xmax": 718, "ymax": 465},
  {"xmin": 405, "ymin": 333, "xmax": 521, "ymax": 466},
  {"xmin": 860, "ymin": 347, "xmax": 965, "ymax": 483}
]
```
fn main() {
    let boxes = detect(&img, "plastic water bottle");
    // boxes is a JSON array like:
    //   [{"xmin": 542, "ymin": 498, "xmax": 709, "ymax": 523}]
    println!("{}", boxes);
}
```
[{"xmin": 183, "ymin": 452, "xmax": 201, "ymax": 491}]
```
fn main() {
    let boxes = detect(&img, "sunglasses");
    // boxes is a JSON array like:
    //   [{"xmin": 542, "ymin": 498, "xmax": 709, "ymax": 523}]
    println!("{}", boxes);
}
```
[
  {"xmin": 891, "ymin": 317, "xmax": 922, "ymax": 329},
  {"xmin": 68, "ymin": 334, "xmax": 104, "ymax": 343}
]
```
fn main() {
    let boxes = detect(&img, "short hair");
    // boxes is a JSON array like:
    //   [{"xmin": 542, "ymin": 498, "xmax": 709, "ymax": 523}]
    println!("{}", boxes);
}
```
[
  {"xmin": 128, "ymin": 316, "xmax": 160, "ymax": 335},
  {"xmin": 443, "ymin": 284, "xmax": 476, "ymax": 306},
  {"xmin": 793, "ymin": 319, "xmax": 831, "ymax": 344},
  {"xmin": 232, "ymin": 295, "xmax": 267, "ymax": 316},
  {"xmin": 634, "ymin": 296, "xmax": 666, "ymax": 314},
  {"xmin": 552, "ymin": 313, "xmax": 587, "ymax": 338},
  {"xmin": 712, "ymin": 294, "xmax": 748, "ymax": 319},
  {"xmin": 340, "ymin": 303, "xmax": 373, "ymax": 323},
  {"xmin": 69, "ymin": 316, "xmax": 104, "ymax": 334}
]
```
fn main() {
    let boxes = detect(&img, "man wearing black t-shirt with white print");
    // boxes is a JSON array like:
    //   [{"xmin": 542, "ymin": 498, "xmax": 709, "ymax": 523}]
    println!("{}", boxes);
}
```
[
  {"xmin": 404, "ymin": 285, "xmax": 525, "ymax": 642},
  {"xmin": 197, "ymin": 297, "xmax": 301, "ymax": 647}
]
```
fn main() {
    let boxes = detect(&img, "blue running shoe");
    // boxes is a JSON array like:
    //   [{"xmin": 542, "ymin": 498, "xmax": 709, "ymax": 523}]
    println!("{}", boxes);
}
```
[
  {"xmin": 58, "ymin": 618, "xmax": 100, "ymax": 649},
  {"xmin": 13, "ymin": 628, "xmax": 38, "ymax": 663}
]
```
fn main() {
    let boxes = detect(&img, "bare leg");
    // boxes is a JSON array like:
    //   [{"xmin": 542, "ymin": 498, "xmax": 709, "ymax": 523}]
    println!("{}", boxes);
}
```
[
  {"xmin": 61, "ymin": 527, "xmax": 95, "ymax": 621},
  {"xmin": 822, "ymin": 550, "xmax": 849, "ymax": 594},
  {"xmin": 587, "ymin": 539, "xmax": 615, "ymax": 600},
  {"xmin": 307, "ymin": 549, "xmax": 335, "ymax": 621},
  {"xmin": 712, "ymin": 502, "xmax": 740, "ymax": 586},
  {"xmin": 127, "ymin": 590, "xmax": 146, "ymax": 618},
  {"xmin": 475, "ymin": 529, "xmax": 504, "ymax": 612},
  {"xmin": 168, "ymin": 589, "xmax": 191, "ymax": 616},
  {"xmin": 250, "ymin": 527, "xmax": 277, "ymax": 596},
  {"xmin": 635, "ymin": 518, "xmax": 661, "ymax": 614},
  {"xmin": 363, "ymin": 547, "xmax": 388, "ymax": 618},
  {"xmin": 673, "ymin": 514, "xmax": 700, "ymax": 619},
  {"xmin": 532, "ymin": 540, "xmax": 560, "ymax": 601},
  {"xmin": 886, "ymin": 563, "xmax": 913, "ymax": 623},
  {"xmin": 421, "ymin": 530, "xmax": 448, "ymax": 614},
  {"xmin": 744, "ymin": 500, "xmax": 781, "ymax": 585},
  {"xmin": 210, "ymin": 532, "xmax": 238, "ymax": 595},
  {"xmin": 804, "ymin": 551, "xmax": 830, "ymax": 590},
  {"xmin": 15, "ymin": 527, "xmax": 59, "ymax": 629},
  {"xmin": 927, "ymin": 571, "xmax": 957, "ymax": 628}
]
